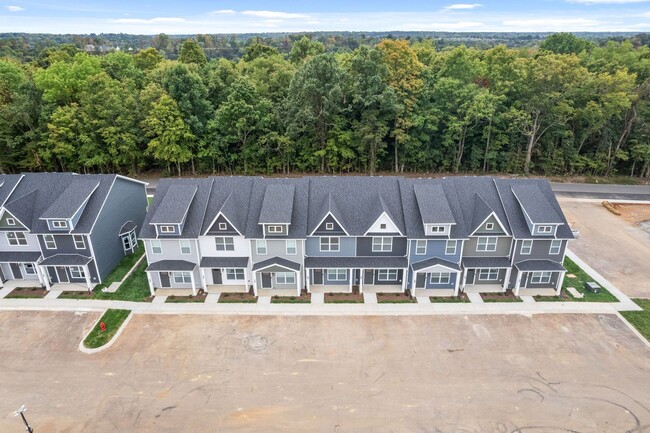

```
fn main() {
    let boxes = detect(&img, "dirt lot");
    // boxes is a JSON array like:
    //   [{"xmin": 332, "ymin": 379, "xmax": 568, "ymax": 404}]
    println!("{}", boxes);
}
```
[
  {"xmin": 560, "ymin": 199, "xmax": 650, "ymax": 298},
  {"xmin": 1, "ymin": 311, "xmax": 649, "ymax": 433}
]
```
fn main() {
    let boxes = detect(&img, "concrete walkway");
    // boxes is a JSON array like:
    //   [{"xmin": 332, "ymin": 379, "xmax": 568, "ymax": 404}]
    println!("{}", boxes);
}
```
[
  {"xmin": 205, "ymin": 293, "xmax": 220, "ymax": 304},
  {"xmin": 520, "ymin": 296, "xmax": 535, "ymax": 304},
  {"xmin": 44, "ymin": 290, "xmax": 61, "ymax": 300},
  {"xmin": 466, "ymin": 293, "xmax": 484, "ymax": 304},
  {"xmin": 258, "ymin": 296, "xmax": 271, "ymax": 304},
  {"xmin": 0, "ymin": 286, "xmax": 13, "ymax": 299},
  {"xmin": 363, "ymin": 293, "xmax": 377, "ymax": 304},
  {"xmin": 152, "ymin": 296, "xmax": 167, "ymax": 304},
  {"xmin": 311, "ymin": 293, "xmax": 324, "ymax": 304},
  {"xmin": 416, "ymin": 297, "xmax": 431, "ymax": 304},
  {"xmin": 567, "ymin": 287, "xmax": 584, "ymax": 299}
]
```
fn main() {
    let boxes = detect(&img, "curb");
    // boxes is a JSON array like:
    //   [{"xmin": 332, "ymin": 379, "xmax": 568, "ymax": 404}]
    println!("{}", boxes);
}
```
[
  {"xmin": 78, "ymin": 310, "xmax": 134, "ymax": 354},
  {"xmin": 615, "ymin": 311, "xmax": 650, "ymax": 350}
]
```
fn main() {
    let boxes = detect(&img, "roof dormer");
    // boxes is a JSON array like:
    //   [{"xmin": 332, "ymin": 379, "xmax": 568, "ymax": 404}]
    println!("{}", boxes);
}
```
[
  {"xmin": 259, "ymin": 184, "xmax": 294, "ymax": 237},
  {"xmin": 511, "ymin": 185, "xmax": 563, "ymax": 236},
  {"xmin": 413, "ymin": 184, "xmax": 456, "ymax": 237},
  {"xmin": 40, "ymin": 178, "xmax": 100, "ymax": 231},
  {"xmin": 149, "ymin": 184, "xmax": 197, "ymax": 237}
]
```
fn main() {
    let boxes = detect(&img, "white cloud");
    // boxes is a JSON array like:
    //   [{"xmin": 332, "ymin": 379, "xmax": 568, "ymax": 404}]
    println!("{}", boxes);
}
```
[
  {"xmin": 443, "ymin": 3, "xmax": 483, "ymax": 10},
  {"xmin": 113, "ymin": 17, "xmax": 186, "ymax": 24},
  {"xmin": 567, "ymin": 0, "xmax": 649, "ymax": 4},
  {"xmin": 241, "ymin": 10, "xmax": 308, "ymax": 19},
  {"xmin": 208, "ymin": 9, "xmax": 236, "ymax": 15},
  {"xmin": 405, "ymin": 20, "xmax": 484, "ymax": 30},
  {"xmin": 6, "ymin": 5, "xmax": 25, "ymax": 12}
]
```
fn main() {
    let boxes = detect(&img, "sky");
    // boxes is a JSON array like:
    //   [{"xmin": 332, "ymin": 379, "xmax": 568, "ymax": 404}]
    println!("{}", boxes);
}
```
[{"xmin": 1, "ymin": 0, "xmax": 650, "ymax": 34}]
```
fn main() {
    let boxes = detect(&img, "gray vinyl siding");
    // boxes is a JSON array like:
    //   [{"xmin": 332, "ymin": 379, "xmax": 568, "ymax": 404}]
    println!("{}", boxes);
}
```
[
  {"xmin": 38, "ymin": 234, "xmax": 99, "ymax": 282},
  {"xmin": 356, "ymin": 236, "xmax": 407, "ymax": 256},
  {"xmin": 311, "ymin": 268, "xmax": 351, "ymax": 285},
  {"xmin": 0, "ymin": 262, "xmax": 39, "ymax": 281},
  {"xmin": 144, "ymin": 239, "xmax": 199, "ymax": 263},
  {"xmin": 463, "ymin": 236, "xmax": 512, "ymax": 257},
  {"xmin": 408, "ymin": 239, "xmax": 461, "ymax": 263},
  {"xmin": 251, "ymin": 239, "xmax": 303, "ymax": 264},
  {"xmin": 511, "ymin": 270, "xmax": 561, "ymax": 289},
  {"xmin": 466, "ymin": 268, "xmax": 507, "ymax": 285},
  {"xmin": 90, "ymin": 178, "xmax": 148, "ymax": 281},
  {"xmin": 473, "ymin": 214, "xmax": 506, "ymax": 235},
  {"xmin": 512, "ymin": 239, "xmax": 567, "ymax": 263},
  {"xmin": 206, "ymin": 214, "xmax": 239, "ymax": 235},
  {"xmin": 414, "ymin": 272, "xmax": 457, "ymax": 289},
  {"xmin": 46, "ymin": 266, "xmax": 88, "ymax": 284},
  {"xmin": 0, "ymin": 231, "xmax": 40, "ymax": 250},
  {"xmin": 150, "ymin": 269, "xmax": 200, "ymax": 289},
  {"xmin": 364, "ymin": 269, "xmax": 404, "ymax": 285},
  {"xmin": 305, "ymin": 237, "xmax": 356, "ymax": 257},
  {"xmin": 312, "ymin": 214, "xmax": 346, "ymax": 236},
  {"xmin": 0, "ymin": 211, "xmax": 26, "ymax": 230},
  {"xmin": 70, "ymin": 201, "xmax": 87, "ymax": 228}
]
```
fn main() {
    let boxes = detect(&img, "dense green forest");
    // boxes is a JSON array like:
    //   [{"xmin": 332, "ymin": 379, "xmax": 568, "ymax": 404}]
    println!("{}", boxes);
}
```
[{"xmin": 1, "ymin": 32, "xmax": 650, "ymax": 177}]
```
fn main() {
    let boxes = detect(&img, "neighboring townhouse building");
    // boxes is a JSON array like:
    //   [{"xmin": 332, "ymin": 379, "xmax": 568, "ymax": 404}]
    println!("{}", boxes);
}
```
[
  {"xmin": 140, "ymin": 178, "xmax": 213, "ymax": 295},
  {"xmin": 304, "ymin": 177, "xmax": 409, "ymax": 294},
  {"xmin": 0, "ymin": 173, "xmax": 147, "ymax": 290},
  {"xmin": 495, "ymin": 179, "xmax": 573, "ymax": 295}
]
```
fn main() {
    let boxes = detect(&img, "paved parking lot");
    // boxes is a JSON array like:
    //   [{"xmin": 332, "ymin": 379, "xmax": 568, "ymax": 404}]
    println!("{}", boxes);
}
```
[{"xmin": 1, "ymin": 311, "xmax": 649, "ymax": 432}]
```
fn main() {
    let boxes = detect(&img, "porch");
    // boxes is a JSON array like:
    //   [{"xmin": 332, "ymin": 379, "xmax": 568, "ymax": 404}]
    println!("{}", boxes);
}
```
[
  {"xmin": 39, "ymin": 254, "xmax": 95, "ymax": 291},
  {"xmin": 513, "ymin": 260, "xmax": 567, "ymax": 296},
  {"xmin": 0, "ymin": 252, "xmax": 45, "ymax": 288},
  {"xmin": 410, "ymin": 257, "xmax": 462, "ymax": 297},
  {"xmin": 205, "ymin": 284, "xmax": 249, "ymax": 293},
  {"xmin": 460, "ymin": 257, "xmax": 512, "ymax": 294},
  {"xmin": 199, "ymin": 256, "xmax": 250, "ymax": 294},
  {"xmin": 252, "ymin": 257, "xmax": 302, "ymax": 296},
  {"xmin": 145, "ymin": 260, "xmax": 199, "ymax": 296},
  {"xmin": 304, "ymin": 257, "xmax": 408, "ymax": 294}
]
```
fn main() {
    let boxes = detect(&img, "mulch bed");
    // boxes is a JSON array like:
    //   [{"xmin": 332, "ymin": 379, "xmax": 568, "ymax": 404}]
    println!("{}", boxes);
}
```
[
  {"xmin": 219, "ymin": 289, "xmax": 257, "ymax": 303},
  {"xmin": 480, "ymin": 290, "xmax": 523, "ymax": 303},
  {"xmin": 534, "ymin": 289, "xmax": 574, "ymax": 302},
  {"xmin": 58, "ymin": 290, "xmax": 95, "ymax": 299},
  {"xmin": 377, "ymin": 291, "xmax": 416, "ymax": 303},
  {"xmin": 4, "ymin": 287, "xmax": 48, "ymax": 298},
  {"xmin": 325, "ymin": 288, "xmax": 363, "ymax": 303},
  {"xmin": 430, "ymin": 293, "xmax": 470, "ymax": 303},
  {"xmin": 165, "ymin": 290, "xmax": 207, "ymax": 303},
  {"xmin": 272, "ymin": 290, "xmax": 311, "ymax": 303}
]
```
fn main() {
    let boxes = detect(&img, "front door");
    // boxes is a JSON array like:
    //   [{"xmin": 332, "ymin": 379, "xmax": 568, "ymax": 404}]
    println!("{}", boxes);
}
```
[
  {"xmin": 212, "ymin": 269, "xmax": 222, "ymax": 285},
  {"xmin": 261, "ymin": 272, "xmax": 272, "ymax": 289},
  {"xmin": 160, "ymin": 272, "xmax": 171, "ymax": 288},
  {"xmin": 313, "ymin": 269, "xmax": 323, "ymax": 285},
  {"xmin": 56, "ymin": 266, "xmax": 69, "ymax": 283},
  {"xmin": 10, "ymin": 263, "xmax": 22, "ymax": 279}
]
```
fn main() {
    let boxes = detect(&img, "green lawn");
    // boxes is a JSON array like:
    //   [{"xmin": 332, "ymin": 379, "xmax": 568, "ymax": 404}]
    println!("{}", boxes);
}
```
[
  {"xmin": 94, "ymin": 242, "xmax": 145, "ymax": 290},
  {"xmin": 562, "ymin": 257, "xmax": 618, "ymax": 303},
  {"xmin": 83, "ymin": 309, "xmax": 131, "ymax": 349},
  {"xmin": 92, "ymin": 260, "xmax": 152, "ymax": 302},
  {"xmin": 621, "ymin": 299, "xmax": 650, "ymax": 343}
]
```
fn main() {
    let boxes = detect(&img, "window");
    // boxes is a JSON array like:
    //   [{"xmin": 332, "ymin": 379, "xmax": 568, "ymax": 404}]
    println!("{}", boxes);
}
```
[
  {"xmin": 69, "ymin": 266, "xmax": 85, "ymax": 279},
  {"xmin": 430, "ymin": 272, "xmax": 451, "ymax": 284},
  {"xmin": 180, "ymin": 240, "xmax": 191, "ymax": 255},
  {"xmin": 215, "ymin": 237, "xmax": 234, "ymax": 251},
  {"xmin": 429, "ymin": 226, "xmax": 445, "ymax": 234},
  {"xmin": 52, "ymin": 220, "xmax": 67, "ymax": 228},
  {"xmin": 73, "ymin": 235, "xmax": 85, "ymax": 250},
  {"xmin": 173, "ymin": 271, "xmax": 192, "ymax": 284},
  {"xmin": 326, "ymin": 222, "xmax": 334, "ymax": 230},
  {"xmin": 320, "ymin": 237, "xmax": 340, "ymax": 252},
  {"xmin": 377, "ymin": 269, "xmax": 399, "ymax": 281},
  {"xmin": 445, "ymin": 240, "xmax": 457, "ymax": 255},
  {"xmin": 6, "ymin": 217, "xmax": 15, "ymax": 226},
  {"xmin": 538, "ymin": 225, "xmax": 553, "ymax": 234},
  {"xmin": 476, "ymin": 237, "xmax": 497, "ymax": 252},
  {"xmin": 478, "ymin": 268, "xmax": 499, "ymax": 281},
  {"xmin": 43, "ymin": 234, "xmax": 56, "ymax": 249},
  {"xmin": 530, "ymin": 271, "xmax": 552, "ymax": 284},
  {"xmin": 521, "ymin": 240, "xmax": 533, "ymax": 255},
  {"xmin": 151, "ymin": 239, "xmax": 162, "ymax": 254},
  {"xmin": 380, "ymin": 223, "xmax": 387, "ymax": 229},
  {"xmin": 160, "ymin": 225, "xmax": 175, "ymax": 233},
  {"xmin": 286, "ymin": 239, "xmax": 297, "ymax": 255},
  {"xmin": 122, "ymin": 231, "xmax": 136, "ymax": 252},
  {"xmin": 415, "ymin": 240, "xmax": 427, "ymax": 255},
  {"xmin": 6, "ymin": 232, "xmax": 27, "ymax": 246},
  {"xmin": 549, "ymin": 240, "xmax": 562, "ymax": 255},
  {"xmin": 218, "ymin": 222, "xmax": 227, "ymax": 230},
  {"xmin": 267, "ymin": 225, "xmax": 283, "ymax": 233},
  {"xmin": 372, "ymin": 237, "xmax": 392, "ymax": 252},
  {"xmin": 327, "ymin": 269, "xmax": 347, "ymax": 281},
  {"xmin": 225, "ymin": 268, "xmax": 245, "ymax": 280},
  {"xmin": 276, "ymin": 272, "xmax": 295, "ymax": 284},
  {"xmin": 256, "ymin": 240, "xmax": 267, "ymax": 255},
  {"xmin": 23, "ymin": 263, "xmax": 36, "ymax": 275},
  {"xmin": 486, "ymin": 223, "xmax": 494, "ymax": 230}
]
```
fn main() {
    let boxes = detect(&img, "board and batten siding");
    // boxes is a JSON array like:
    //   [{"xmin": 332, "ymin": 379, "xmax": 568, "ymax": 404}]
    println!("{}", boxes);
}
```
[
  {"xmin": 90, "ymin": 177, "xmax": 148, "ymax": 281},
  {"xmin": 304, "ymin": 237, "xmax": 356, "ymax": 257}
]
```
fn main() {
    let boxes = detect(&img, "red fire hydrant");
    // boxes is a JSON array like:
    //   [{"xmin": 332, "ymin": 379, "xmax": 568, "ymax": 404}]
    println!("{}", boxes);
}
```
[{"xmin": 99, "ymin": 322, "xmax": 107, "ymax": 332}]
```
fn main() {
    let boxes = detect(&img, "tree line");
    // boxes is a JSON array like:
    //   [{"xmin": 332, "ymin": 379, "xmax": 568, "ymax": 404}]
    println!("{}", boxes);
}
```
[{"xmin": 1, "ymin": 32, "xmax": 649, "ymax": 178}]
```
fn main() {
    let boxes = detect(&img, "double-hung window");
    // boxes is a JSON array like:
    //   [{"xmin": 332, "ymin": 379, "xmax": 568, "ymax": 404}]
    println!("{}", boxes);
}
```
[
  {"xmin": 478, "ymin": 268, "xmax": 499, "ymax": 281},
  {"xmin": 538, "ymin": 225, "xmax": 553, "ymax": 234},
  {"xmin": 429, "ymin": 272, "xmax": 451, "ymax": 284},
  {"xmin": 377, "ymin": 269, "xmax": 399, "ymax": 281},
  {"xmin": 173, "ymin": 271, "xmax": 192, "ymax": 284},
  {"xmin": 215, "ymin": 237, "xmax": 234, "ymax": 251},
  {"xmin": 69, "ymin": 266, "xmax": 85, "ymax": 279},
  {"xmin": 276, "ymin": 272, "xmax": 295, "ymax": 284},
  {"xmin": 267, "ymin": 225, "xmax": 283, "ymax": 233},
  {"xmin": 531, "ymin": 271, "xmax": 552, "ymax": 284},
  {"xmin": 445, "ymin": 240, "xmax": 457, "ymax": 255},
  {"xmin": 180, "ymin": 240, "xmax": 191, "ymax": 255},
  {"xmin": 225, "ymin": 268, "xmax": 245, "ymax": 280},
  {"xmin": 73, "ymin": 235, "xmax": 85, "ymax": 250},
  {"xmin": 476, "ymin": 237, "xmax": 497, "ymax": 252},
  {"xmin": 160, "ymin": 225, "xmax": 175, "ymax": 233},
  {"xmin": 415, "ymin": 240, "xmax": 427, "ymax": 255},
  {"xmin": 429, "ymin": 226, "xmax": 445, "ymax": 234},
  {"xmin": 549, "ymin": 240, "xmax": 562, "ymax": 255},
  {"xmin": 320, "ymin": 237, "xmax": 340, "ymax": 252},
  {"xmin": 43, "ymin": 234, "xmax": 56, "ymax": 249},
  {"xmin": 372, "ymin": 237, "xmax": 392, "ymax": 252},
  {"xmin": 52, "ymin": 220, "xmax": 67, "ymax": 228},
  {"xmin": 286, "ymin": 239, "xmax": 297, "ymax": 255},
  {"xmin": 23, "ymin": 263, "xmax": 36, "ymax": 275},
  {"xmin": 256, "ymin": 240, "xmax": 267, "ymax": 255},
  {"xmin": 326, "ymin": 269, "xmax": 347, "ymax": 281},
  {"xmin": 520, "ymin": 240, "xmax": 533, "ymax": 255},
  {"xmin": 151, "ymin": 239, "xmax": 162, "ymax": 254},
  {"xmin": 7, "ymin": 232, "xmax": 27, "ymax": 246}
]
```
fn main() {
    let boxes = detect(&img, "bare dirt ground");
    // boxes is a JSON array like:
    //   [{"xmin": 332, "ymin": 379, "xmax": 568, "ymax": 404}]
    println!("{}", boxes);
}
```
[
  {"xmin": 612, "ymin": 203, "xmax": 650, "ymax": 233},
  {"xmin": 560, "ymin": 198, "xmax": 650, "ymax": 298},
  {"xmin": 1, "ymin": 311, "xmax": 649, "ymax": 433}
]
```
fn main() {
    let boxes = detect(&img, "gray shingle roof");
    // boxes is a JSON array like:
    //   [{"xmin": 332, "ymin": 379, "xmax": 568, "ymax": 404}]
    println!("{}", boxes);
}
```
[
  {"xmin": 119, "ymin": 221, "xmax": 137, "ymax": 235},
  {"xmin": 413, "ymin": 184, "xmax": 455, "ymax": 225},
  {"xmin": 4, "ymin": 190, "xmax": 37, "ymax": 228},
  {"xmin": 449, "ymin": 177, "xmax": 512, "ymax": 237},
  {"xmin": 310, "ymin": 192, "xmax": 347, "ymax": 234},
  {"xmin": 0, "ymin": 175, "xmax": 23, "ymax": 206},
  {"xmin": 146, "ymin": 260, "xmax": 196, "ymax": 272},
  {"xmin": 201, "ymin": 177, "xmax": 256, "ymax": 235},
  {"xmin": 511, "ymin": 184, "xmax": 563, "ymax": 224},
  {"xmin": 200, "ymin": 256, "xmax": 249, "ymax": 268},
  {"xmin": 252, "ymin": 256, "xmax": 302, "ymax": 271},
  {"xmin": 462, "ymin": 257, "xmax": 511, "ymax": 268},
  {"xmin": 258, "ymin": 184, "xmax": 295, "ymax": 224},
  {"xmin": 40, "ymin": 254, "xmax": 92, "ymax": 266},
  {"xmin": 305, "ymin": 256, "xmax": 408, "ymax": 269},
  {"xmin": 245, "ymin": 178, "xmax": 309, "ymax": 238},
  {"xmin": 411, "ymin": 257, "xmax": 461, "ymax": 272},
  {"xmin": 514, "ymin": 259, "xmax": 566, "ymax": 272},
  {"xmin": 0, "ymin": 251, "xmax": 42, "ymax": 263},
  {"xmin": 149, "ymin": 184, "xmax": 198, "ymax": 225},
  {"xmin": 40, "ymin": 178, "xmax": 100, "ymax": 219}
]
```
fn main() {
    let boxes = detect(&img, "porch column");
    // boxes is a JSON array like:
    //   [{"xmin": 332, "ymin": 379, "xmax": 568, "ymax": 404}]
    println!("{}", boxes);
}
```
[
  {"xmin": 462, "ymin": 267, "xmax": 468, "ymax": 291},
  {"xmin": 359, "ymin": 269, "xmax": 364, "ymax": 293},
  {"xmin": 42, "ymin": 266, "xmax": 51, "ymax": 291},
  {"xmin": 296, "ymin": 269, "xmax": 301, "ymax": 296},
  {"xmin": 349, "ymin": 269, "xmax": 353, "ymax": 294},
  {"xmin": 401, "ymin": 268, "xmax": 407, "ymax": 292},
  {"xmin": 454, "ymin": 271, "xmax": 461, "ymax": 296},
  {"xmin": 83, "ymin": 265, "xmax": 92, "ymax": 292},
  {"xmin": 252, "ymin": 272, "xmax": 258, "ymax": 296},
  {"xmin": 190, "ymin": 271, "xmax": 197, "ymax": 296},
  {"xmin": 514, "ymin": 271, "xmax": 523, "ymax": 297},
  {"xmin": 199, "ymin": 268, "xmax": 207, "ymax": 292},
  {"xmin": 35, "ymin": 263, "xmax": 44, "ymax": 287},
  {"xmin": 146, "ymin": 272, "xmax": 154, "ymax": 296},
  {"xmin": 306, "ymin": 269, "xmax": 311, "ymax": 293},
  {"xmin": 556, "ymin": 271, "xmax": 566, "ymax": 296},
  {"xmin": 503, "ymin": 267, "xmax": 512, "ymax": 292}
]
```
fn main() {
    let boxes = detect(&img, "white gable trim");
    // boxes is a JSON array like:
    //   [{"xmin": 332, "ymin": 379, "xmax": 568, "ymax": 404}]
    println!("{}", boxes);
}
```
[
  {"xmin": 412, "ymin": 263, "xmax": 461, "ymax": 273},
  {"xmin": 254, "ymin": 262, "xmax": 299, "ymax": 273},
  {"xmin": 0, "ymin": 207, "xmax": 28, "ymax": 230},
  {"xmin": 309, "ymin": 211, "xmax": 349, "ymax": 236},
  {"xmin": 202, "ymin": 211, "xmax": 242, "ymax": 236},
  {"xmin": 115, "ymin": 174, "xmax": 149, "ymax": 186},
  {"xmin": 0, "ymin": 174, "xmax": 24, "ymax": 207},
  {"xmin": 469, "ymin": 212, "xmax": 509, "ymax": 237},
  {"xmin": 364, "ymin": 212, "xmax": 403, "ymax": 236}
]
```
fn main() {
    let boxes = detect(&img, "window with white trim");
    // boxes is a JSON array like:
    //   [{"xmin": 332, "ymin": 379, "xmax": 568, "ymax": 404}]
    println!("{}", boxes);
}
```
[
  {"xmin": 122, "ymin": 231, "xmax": 137, "ymax": 253},
  {"xmin": 429, "ymin": 225, "xmax": 445, "ymax": 234},
  {"xmin": 429, "ymin": 272, "xmax": 451, "ymax": 284},
  {"xmin": 73, "ymin": 235, "xmax": 85, "ymax": 250},
  {"xmin": 286, "ymin": 239, "xmax": 297, "ymax": 255},
  {"xmin": 180, "ymin": 240, "xmax": 191, "ymax": 255},
  {"xmin": 380, "ymin": 223, "xmax": 387, "ymax": 229},
  {"xmin": 372, "ymin": 237, "xmax": 392, "ymax": 252},
  {"xmin": 445, "ymin": 240, "xmax": 457, "ymax": 255},
  {"xmin": 151, "ymin": 239, "xmax": 162, "ymax": 254},
  {"xmin": 218, "ymin": 222, "xmax": 227, "ymax": 230},
  {"xmin": 320, "ymin": 237, "xmax": 340, "ymax": 252},
  {"xmin": 276, "ymin": 272, "xmax": 295, "ymax": 284},
  {"xmin": 173, "ymin": 271, "xmax": 192, "ymax": 284},
  {"xmin": 6, "ymin": 217, "xmax": 15, "ymax": 226},
  {"xmin": 530, "ymin": 271, "xmax": 552, "ymax": 284},
  {"xmin": 6, "ymin": 232, "xmax": 27, "ymax": 246},
  {"xmin": 538, "ymin": 225, "xmax": 553, "ymax": 234},
  {"xmin": 478, "ymin": 268, "xmax": 499, "ymax": 281},
  {"xmin": 267, "ymin": 225, "xmax": 283, "ymax": 233},
  {"xmin": 215, "ymin": 237, "xmax": 234, "ymax": 251},
  {"xmin": 225, "ymin": 268, "xmax": 245, "ymax": 280},
  {"xmin": 23, "ymin": 263, "xmax": 36, "ymax": 275},
  {"xmin": 327, "ymin": 269, "xmax": 347, "ymax": 281},
  {"xmin": 69, "ymin": 266, "xmax": 85, "ymax": 279},
  {"xmin": 415, "ymin": 240, "xmax": 427, "ymax": 255},
  {"xmin": 160, "ymin": 225, "xmax": 175, "ymax": 233},
  {"xmin": 256, "ymin": 240, "xmax": 267, "ymax": 255},
  {"xmin": 377, "ymin": 269, "xmax": 399, "ymax": 281},
  {"xmin": 325, "ymin": 222, "xmax": 334, "ymax": 230},
  {"xmin": 476, "ymin": 237, "xmax": 497, "ymax": 252},
  {"xmin": 549, "ymin": 240, "xmax": 562, "ymax": 255},
  {"xmin": 485, "ymin": 223, "xmax": 494, "ymax": 230},
  {"xmin": 520, "ymin": 240, "xmax": 533, "ymax": 255},
  {"xmin": 52, "ymin": 220, "xmax": 67, "ymax": 228},
  {"xmin": 43, "ymin": 234, "xmax": 56, "ymax": 249}
]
